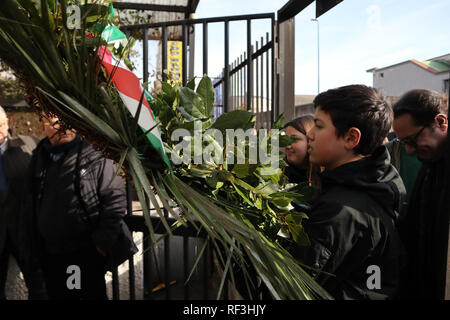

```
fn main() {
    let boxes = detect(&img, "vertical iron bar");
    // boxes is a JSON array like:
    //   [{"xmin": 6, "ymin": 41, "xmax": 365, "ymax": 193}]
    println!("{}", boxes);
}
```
[
  {"xmin": 231, "ymin": 61, "xmax": 234, "ymax": 110},
  {"xmin": 236, "ymin": 59, "xmax": 239, "ymax": 109},
  {"xmin": 143, "ymin": 229, "xmax": 152, "ymax": 299},
  {"xmin": 125, "ymin": 180, "xmax": 136, "ymax": 300},
  {"xmin": 271, "ymin": 16, "xmax": 275, "ymax": 126},
  {"xmin": 261, "ymin": 36, "xmax": 264, "ymax": 128},
  {"xmin": 143, "ymin": 28, "xmax": 149, "ymax": 83},
  {"xmin": 112, "ymin": 268, "xmax": 119, "ymax": 300},
  {"xmin": 239, "ymin": 55, "xmax": 242, "ymax": 109},
  {"xmin": 266, "ymin": 32, "xmax": 270, "ymax": 129},
  {"xmin": 203, "ymin": 240, "xmax": 209, "ymax": 299},
  {"xmin": 183, "ymin": 236, "xmax": 189, "ymax": 299},
  {"xmin": 182, "ymin": 24, "xmax": 187, "ymax": 86},
  {"xmin": 255, "ymin": 41, "xmax": 259, "ymax": 121},
  {"xmin": 128, "ymin": 256, "xmax": 136, "ymax": 300},
  {"xmin": 162, "ymin": 26, "xmax": 168, "ymax": 82},
  {"xmin": 246, "ymin": 19, "xmax": 252, "ymax": 111},
  {"xmin": 224, "ymin": 20, "xmax": 230, "ymax": 113},
  {"xmin": 243, "ymin": 52, "xmax": 247, "ymax": 109},
  {"xmin": 164, "ymin": 208, "xmax": 171, "ymax": 299},
  {"xmin": 203, "ymin": 22, "xmax": 208, "ymax": 75}
]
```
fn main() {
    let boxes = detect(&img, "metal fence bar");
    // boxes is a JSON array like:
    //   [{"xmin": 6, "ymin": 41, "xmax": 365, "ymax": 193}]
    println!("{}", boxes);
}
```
[
  {"xmin": 143, "ymin": 228, "xmax": 152, "ymax": 299},
  {"xmin": 143, "ymin": 28, "xmax": 149, "ymax": 83},
  {"xmin": 239, "ymin": 55, "xmax": 242, "ymax": 109},
  {"xmin": 224, "ymin": 19, "xmax": 230, "ymax": 113},
  {"xmin": 119, "ymin": 13, "xmax": 274, "ymax": 30},
  {"xmin": 162, "ymin": 26, "xmax": 168, "ymax": 82},
  {"xmin": 183, "ymin": 236, "xmax": 189, "ymax": 299},
  {"xmin": 246, "ymin": 19, "xmax": 252, "ymax": 111},
  {"xmin": 182, "ymin": 24, "xmax": 187, "ymax": 86},
  {"xmin": 112, "ymin": 268, "xmax": 120, "ymax": 300},
  {"xmin": 260, "ymin": 36, "xmax": 264, "ymax": 128},
  {"xmin": 203, "ymin": 239, "xmax": 209, "ymax": 299},
  {"xmin": 243, "ymin": 52, "xmax": 246, "ymax": 109},
  {"xmin": 266, "ymin": 32, "xmax": 270, "ymax": 129},
  {"xmin": 255, "ymin": 40, "xmax": 259, "ymax": 118},
  {"xmin": 164, "ymin": 208, "xmax": 171, "ymax": 299},
  {"xmin": 203, "ymin": 22, "xmax": 208, "ymax": 75},
  {"xmin": 125, "ymin": 180, "xmax": 136, "ymax": 300},
  {"xmin": 271, "ymin": 15, "xmax": 275, "ymax": 126}
]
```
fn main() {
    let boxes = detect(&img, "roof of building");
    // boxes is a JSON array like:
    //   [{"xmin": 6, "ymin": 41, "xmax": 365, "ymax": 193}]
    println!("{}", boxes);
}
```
[{"xmin": 367, "ymin": 53, "xmax": 450, "ymax": 74}]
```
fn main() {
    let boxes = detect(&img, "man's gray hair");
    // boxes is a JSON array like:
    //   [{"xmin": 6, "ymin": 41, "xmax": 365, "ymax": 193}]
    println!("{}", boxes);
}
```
[{"xmin": 0, "ymin": 106, "xmax": 7, "ymax": 121}]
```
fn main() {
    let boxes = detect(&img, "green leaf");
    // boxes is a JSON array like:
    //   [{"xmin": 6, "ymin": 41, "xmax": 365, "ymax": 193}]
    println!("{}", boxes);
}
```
[
  {"xmin": 231, "ymin": 163, "xmax": 258, "ymax": 179},
  {"xmin": 212, "ymin": 110, "xmax": 255, "ymax": 133},
  {"xmin": 196, "ymin": 75, "xmax": 214, "ymax": 116},
  {"xmin": 186, "ymin": 77, "xmax": 196, "ymax": 90},
  {"xmin": 279, "ymin": 134, "xmax": 298, "ymax": 148},
  {"xmin": 179, "ymin": 87, "xmax": 208, "ymax": 119},
  {"xmin": 272, "ymin": 114, "xmax": 285, "ymax": 130}
]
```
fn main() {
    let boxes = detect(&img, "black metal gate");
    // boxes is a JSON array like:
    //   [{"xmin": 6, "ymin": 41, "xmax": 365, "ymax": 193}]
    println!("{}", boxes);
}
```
[
  {"xmin": 108, "ymin": 14, "xmax": 277, "ymax": 300},
  {"xmin": 120, "ymin": 13, "xmax": 275, "ymax": 128}
]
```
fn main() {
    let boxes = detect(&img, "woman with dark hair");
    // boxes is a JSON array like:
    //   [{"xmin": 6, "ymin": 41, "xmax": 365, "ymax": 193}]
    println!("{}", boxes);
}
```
[{"xmin": 284, "ymin": 115, "xmax": 321, "ymax": 188}]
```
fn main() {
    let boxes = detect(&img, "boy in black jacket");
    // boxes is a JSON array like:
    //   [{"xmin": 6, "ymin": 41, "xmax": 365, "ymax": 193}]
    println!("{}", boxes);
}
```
[{"xmin": 292, "ymin": 85, "xmax": 405, "ymax": 299}]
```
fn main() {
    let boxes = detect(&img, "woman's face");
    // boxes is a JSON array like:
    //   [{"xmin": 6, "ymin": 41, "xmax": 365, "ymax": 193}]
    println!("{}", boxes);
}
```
[{"xmin": 285, "ymin": 126, "xmax": 309, "ymax": 168}]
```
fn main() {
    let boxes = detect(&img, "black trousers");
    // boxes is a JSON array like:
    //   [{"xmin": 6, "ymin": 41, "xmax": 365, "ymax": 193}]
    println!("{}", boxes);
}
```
[
  {"xmin": 42, "ymin": 245, "xmax": 108, "ymax": 300},
  {"xmin": 0, "ymin": 234, "xmax": 47, "ymax": 300}
]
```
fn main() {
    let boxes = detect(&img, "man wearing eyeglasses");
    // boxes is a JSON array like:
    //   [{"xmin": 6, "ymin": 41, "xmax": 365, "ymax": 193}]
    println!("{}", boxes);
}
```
[
  {"xmin": 392, "ymin": 89, "xmax": 449, "ymax": 300},
  {"xmin": 28, "ymin": 112, "xmax": 128, "ymax": 300},
  {"xmin": 0, "ymin": 106, "xmax": 47, "ymax": 299}
]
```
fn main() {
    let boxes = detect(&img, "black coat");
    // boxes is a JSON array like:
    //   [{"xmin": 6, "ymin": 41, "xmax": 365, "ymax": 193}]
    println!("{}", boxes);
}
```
[
  {"xmin": 30, "ymin": 137, "xmax": 126, "ymax": 259},
  {"xmin": 0, "ymin": 130, "xmax": 39, "ymax": 267},
  {"xmin": 398, "ymin": 156, "xmax": 449, "ymax": 299},
  {"xmin": 292, "ymin": 146, "xmax": 406, "ymax": 300}
]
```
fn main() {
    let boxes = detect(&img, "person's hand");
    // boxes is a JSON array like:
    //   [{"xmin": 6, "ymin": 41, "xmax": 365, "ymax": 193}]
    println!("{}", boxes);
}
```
[{"xmin": 96, "ymin": 247, "xmax": 107, "ymax": 257}]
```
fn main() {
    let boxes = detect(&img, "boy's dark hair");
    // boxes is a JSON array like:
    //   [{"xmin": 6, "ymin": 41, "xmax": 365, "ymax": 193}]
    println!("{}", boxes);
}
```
[
  {"xmin": 393, "ymin": 89, "xmax": 448, "ymax": 126},
  {"xmin": 313, "ymin": 84, "xmax": 392, "ymax": 155}
]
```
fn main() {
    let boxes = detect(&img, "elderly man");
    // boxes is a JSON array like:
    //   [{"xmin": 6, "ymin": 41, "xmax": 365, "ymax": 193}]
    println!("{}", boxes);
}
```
[
  {"xmin": 393, "ymin": 89, "xmax": 449, "ymax": 299},
  {"xmin": 0, "ymin": 106, "xmax": 46, "ymax": 299},
  {"xmin": 29, "ymin": 112, "xmax": 128, "ymax": 300}
]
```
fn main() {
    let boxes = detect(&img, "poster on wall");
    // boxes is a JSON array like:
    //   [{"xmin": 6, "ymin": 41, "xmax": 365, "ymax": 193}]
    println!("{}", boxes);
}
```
[{"xmin": 167, "ymin": 41, "xmax": 182, "ymax": 83}]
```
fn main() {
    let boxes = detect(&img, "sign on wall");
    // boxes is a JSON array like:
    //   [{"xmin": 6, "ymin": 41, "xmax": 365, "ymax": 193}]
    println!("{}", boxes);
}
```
[{"xmin": 167, "ymin": 41, "xmax": 182, "ymax": 83}]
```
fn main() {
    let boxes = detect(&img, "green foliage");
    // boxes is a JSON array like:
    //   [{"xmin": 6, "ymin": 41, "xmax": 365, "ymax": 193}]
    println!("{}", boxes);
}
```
[{"xmin": 150, "ymin": 76, "xmax": 312, "ymax": 248}]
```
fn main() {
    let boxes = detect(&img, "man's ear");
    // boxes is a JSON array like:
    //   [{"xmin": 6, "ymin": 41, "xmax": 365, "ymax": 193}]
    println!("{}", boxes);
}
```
[
  {"xmin": 344, "ymin": 127, "xmax": 361, "ymax": 150},
  {"xmin": 435, "ymin": 114, "xmax": 448, "ymax": 131}
]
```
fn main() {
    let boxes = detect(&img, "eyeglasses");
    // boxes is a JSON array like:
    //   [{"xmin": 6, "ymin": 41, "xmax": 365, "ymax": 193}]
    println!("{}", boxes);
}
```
[
  {"xmin": 42, "ymin": 119, "xmax": 61, "ymax": 130},
  {"xmin": 399, "ymin": 126, "xmax": 426, "ymax": 147}
]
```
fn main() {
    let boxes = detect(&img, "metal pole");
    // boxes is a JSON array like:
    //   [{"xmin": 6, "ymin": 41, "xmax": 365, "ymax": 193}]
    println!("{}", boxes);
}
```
[
  {"xmin": 224, "ymin": 20, "xmax": 230, "ymax": 113},
  {"xmin": 203, "ymin": 22, "xmax": 208, "ymax": 75},
  {"xmin": 162, "ymin": 26, "xmax": 168, "ymax": 82},
  {"xmin": 311, "ymin": 18, "xmax": 319, "ymax": 94},
  {"xmin": 247, "ymin": 19, "xmax": 252, "ymax": 111}
]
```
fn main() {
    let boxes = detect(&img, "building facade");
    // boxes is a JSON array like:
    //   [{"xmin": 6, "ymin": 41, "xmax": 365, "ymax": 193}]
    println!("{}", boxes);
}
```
[{"xmin": 367, "ymin": 53, "xmax": 450, "ymax": 97}]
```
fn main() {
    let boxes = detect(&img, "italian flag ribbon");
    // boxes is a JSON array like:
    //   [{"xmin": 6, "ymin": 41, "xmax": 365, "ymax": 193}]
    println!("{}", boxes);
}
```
[{"xmin": 98, "ymin": 46, "xmax": 172, "ymax": 170}]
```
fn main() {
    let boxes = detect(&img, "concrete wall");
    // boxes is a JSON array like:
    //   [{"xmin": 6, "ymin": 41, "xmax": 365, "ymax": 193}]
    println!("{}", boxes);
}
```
[{"xmin": 372, "ymin": 62, "xmax": 449, "ymax": 97}]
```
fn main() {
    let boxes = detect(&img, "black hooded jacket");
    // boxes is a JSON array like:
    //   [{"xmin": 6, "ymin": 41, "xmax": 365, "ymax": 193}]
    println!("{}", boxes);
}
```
[
  {"xmin": 30, "ymin": 137, "xmax": 126, "ymax": 258},
  {"xmin": 292, "ymin": 145, "xmax": 406, "ymax": 299}
]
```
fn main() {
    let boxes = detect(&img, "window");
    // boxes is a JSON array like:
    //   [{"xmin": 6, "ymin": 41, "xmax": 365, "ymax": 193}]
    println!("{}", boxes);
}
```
[
  {"xmin": 380, "ymin": 72, "xmax": 384, "ymax": 78},
  {"xmin": 444, "ymin": 79, "xmax": 449, "ymax": 94}
]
